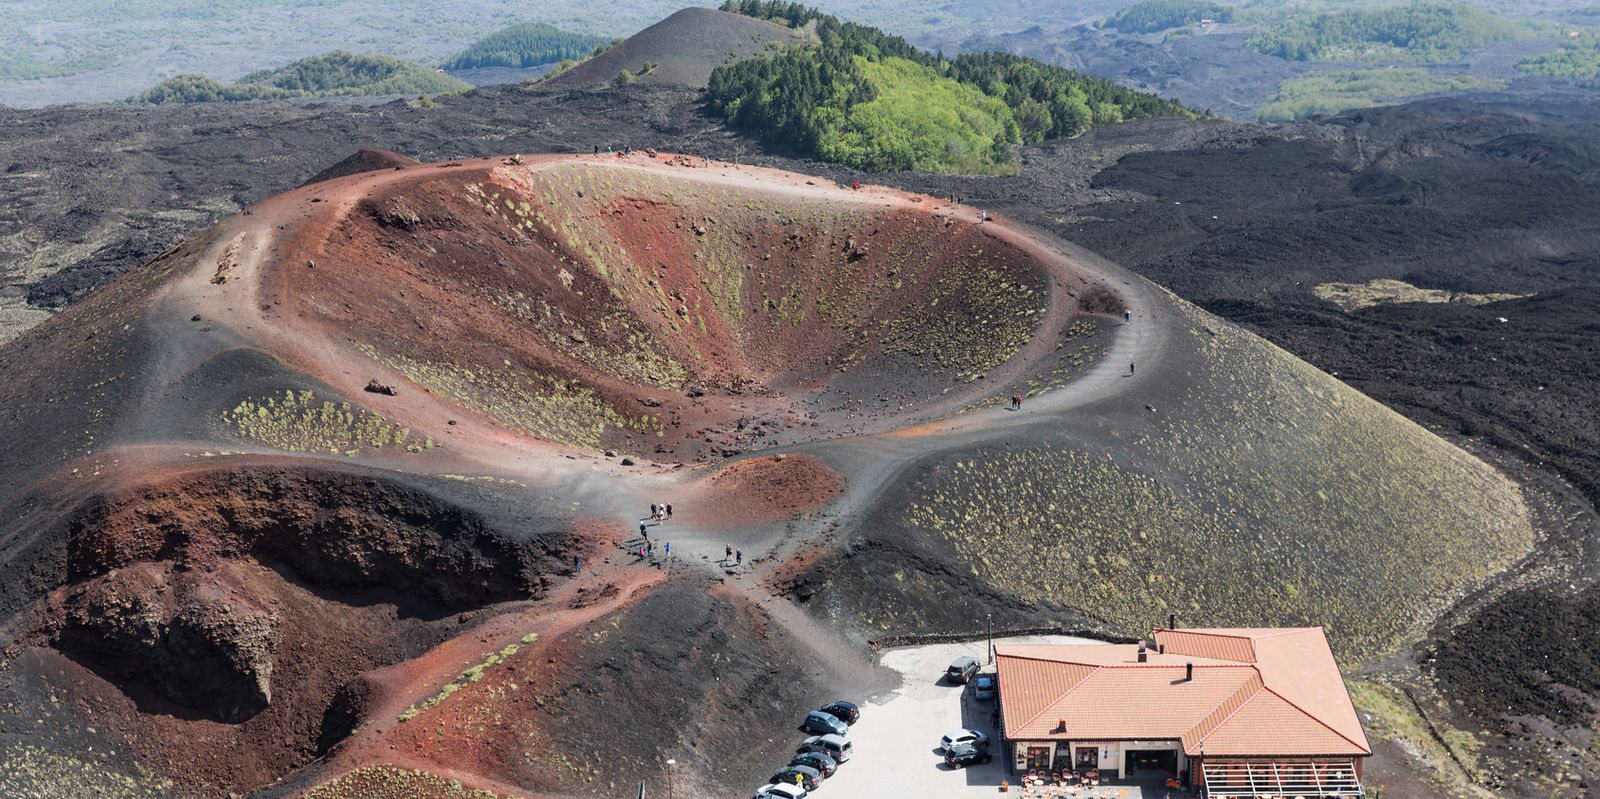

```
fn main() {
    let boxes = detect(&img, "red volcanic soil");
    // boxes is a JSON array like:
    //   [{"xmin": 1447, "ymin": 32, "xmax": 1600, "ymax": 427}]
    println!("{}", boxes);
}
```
[
  {"xmin": 690, "ymin": 454, "xmax": 844, "ymax": 529},
  {"xmin": 256, "ymin": 154, "xmax": 1090, "ymax": 465},
  {"xmin": 8, "ymin": 464, "xmax": 577, "ymax": 796}
]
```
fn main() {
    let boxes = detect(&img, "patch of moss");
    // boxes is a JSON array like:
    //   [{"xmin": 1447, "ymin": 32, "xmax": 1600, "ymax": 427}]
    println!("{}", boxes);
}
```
[
  {"xmin": 0, "ymin": 745, "xmax": 173, "ymax": 798},
  {"xmin": 305, "ymin": 765, "xmax": 507, "ymax": 799},
  {"xmin": 359, "ymin": 345, "xmax": 659, "ymax": 449},
  {"xmin": 399, "ymin": 639, "xmax": 531, "ymax": 723},
  {"xmin": 223, "ymin": 390, "xmax": 433, "ymax": 456}
]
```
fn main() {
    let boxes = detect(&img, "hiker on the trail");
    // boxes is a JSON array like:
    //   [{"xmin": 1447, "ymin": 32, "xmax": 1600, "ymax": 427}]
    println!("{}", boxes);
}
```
[
  {"xmin": 979, "ymin": 210, "xmax": 989, "ymax": 222},
  {"xmin": 851, "ymin": 181, "xmax": 860, "ymax": 190},
  {"xmin": 593, "ymin": 145, "xmax": 599, "ymax": 155},
  {"xmin": 573, "ymin": 554, "xmax": 581, "ymax": 573},
  {"xmin": 735, "ymin": 549, "xmax": 743, "ymax": 565},
  {"xmin": 648, "ymin": 541, "xmax": 654, "ymax": 556},
  {"xmin": 665, "ymin": 502, "xmax": 673, "ymax": 518},
  {"xmin": 650, "ymin": 503, "xmax": 658, "ymax": 519},
  {"xmin": 639, "ymin": 521, "xmax": 647, "ymax": 537},
  {"xmin": 664, "ymin": 542, "xmax": 671, "ymax": 558},
  {"xmin": 725, "ymin": 544, "xmax": 734, "ymax": 562},
  {"xmin": 1124, "ymin": 309, "xmax": 1131, "ymax": 323},
  {"xmin": 1011, "ymin": 394, "xmax": 1022, "ymax": 411},
  {"xmin": 638, "ymin": 544, "xmax": 645, "ymax": 560},
  {"xmin": 1130, "ymin": 361, "xmax": 1136, "ymax": 375}
]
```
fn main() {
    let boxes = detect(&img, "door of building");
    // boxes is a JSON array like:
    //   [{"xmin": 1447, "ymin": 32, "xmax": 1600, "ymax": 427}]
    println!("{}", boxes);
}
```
[
  {"xmin": 1075, "ymin": 746, "xmax": 1099, "ymax": 769},
  {"xmin": 1026, "ymin": 746, "xmax": 1053, "ymax": 770},
  {"xmin": 1125, "ymin": 748, "xmax": 1178, "ymax": 774}
]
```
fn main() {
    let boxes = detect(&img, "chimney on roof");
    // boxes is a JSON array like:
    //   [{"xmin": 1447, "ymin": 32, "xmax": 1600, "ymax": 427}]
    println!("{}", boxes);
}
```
[
  {"xmin": 1055, "ymin": 718, "xmax": 1068, "ymax": 733},
  {"xmin": 1137, "ymin": 643, "xmax": 1148, "ymax": 663},
  {"xmin": 1185, "ymin": 662, "xmax": 1194, "ymax": 682},
  {"xmin": 1158, "ymin": 643, "xmax": 1165, "ymax": 654},
  {"xmin": 1169, "ymin": 613, "xmax": 1176, "ymax": 630}
]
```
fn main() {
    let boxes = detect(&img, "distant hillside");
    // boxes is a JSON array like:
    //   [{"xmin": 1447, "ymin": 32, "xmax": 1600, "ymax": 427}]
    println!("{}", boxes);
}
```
[
  {"xmin": 441, "ymin": 23, "xmax": 612, "ymax": 71},
  {"xmin": 709, "ymin": 1, "xmax": 1196, "ymax": 174},
  {"xmin": 132, "ymin": 51, "xmax": 471, "ymax": 104},
  {"xmin": 133, "ymin": 75, "xmax": 299, "ymax": 105},
  {"xmin": 540, "ymin": 7, "xmax": 804, "ymax": 90},
  {"xmin": 1256, "ymin": 68, "xmax": 1504, "ymax": 121},
  {"xmin": 240, "ymin": 51, "xmax": 471, "ymax": 96},
  {"xmin": 1246, "ymin": 3, "xmax": 1521, "ymax": 64},
  {"xmin": 1102, "ymin": 0, "xmax": 1235, "ymax": 34}
]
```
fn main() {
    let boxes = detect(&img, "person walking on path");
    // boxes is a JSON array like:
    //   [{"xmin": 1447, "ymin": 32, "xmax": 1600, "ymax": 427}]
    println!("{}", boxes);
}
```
[
  {"xmin": 1129, "ymin": 361, "xmax": 1136, "ymax": 376},
  {"xmin": 1011, "ymin": 394, "xmax": 1022, "ymax": 411},
  {"xmin": 639, "ymin": 521, "xmax": 647, "ymax": 537},
  {"xmin": 664, "ymin": 542, "xmax": 671, "ymax": 559},
  {"xmin": 665, "ymin": 503, "xmax": 673, "ymax": 519},
  {"xmin": 649, "ymin": 503, "xmax": 658, "ymax": 520},
  {"xmin": 1124, "ymin": 309, "xmax": 1131, "ymax": 323},
  {"xmin": 725, "ymin": 544, "xmax": 734, "ymax": 563},
  {"xmin": 573, "ymin": 554, "xmax": 581, "ymax": 574},
  {"xmin": 638, "ymin": 544, "xmax": 646, "ymax": 560},
  {"xmin": 735, "ymin": 549, "xmax": 743, "ymax": 566}
]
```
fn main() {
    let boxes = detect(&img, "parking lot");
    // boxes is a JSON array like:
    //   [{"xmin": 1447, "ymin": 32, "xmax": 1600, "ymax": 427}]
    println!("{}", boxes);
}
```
[{"xmin": 820, "ymin": 634, "xmax": 1107, "ymax": 799}]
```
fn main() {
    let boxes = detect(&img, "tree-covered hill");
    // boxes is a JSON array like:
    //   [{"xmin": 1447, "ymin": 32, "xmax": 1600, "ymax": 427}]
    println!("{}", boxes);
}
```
[
  {"xmin": 708, "ymin": 0, "xmax": 1196, "ymax": 174},
  {"xmin": 132, "ymin": 51, "xmax": 471, "ymax": 104},
  {"xmin": 1102, "ymin": 0, "xmax": 1236, "ymax": 35},
  {"xmin": 240, "ymin": 51, "xmax": 470, "ymax": 95},
  {"xmin": 1246, "ymin": 3, "xmax": 1521, "ymax": 64},
  {"xmin": 441, "ymin": 23, "xmax": 612, "ymax": 71}
]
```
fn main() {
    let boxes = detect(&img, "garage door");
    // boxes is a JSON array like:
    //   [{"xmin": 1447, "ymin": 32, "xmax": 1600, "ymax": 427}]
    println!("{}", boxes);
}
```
[{"xmin": 1126, "ymin": 749, "xmax": 1178, "ymax": 773}]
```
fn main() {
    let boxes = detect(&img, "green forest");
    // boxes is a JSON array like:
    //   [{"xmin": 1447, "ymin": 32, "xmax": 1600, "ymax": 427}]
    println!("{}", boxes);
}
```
[
  {"xmin": 1102, "ymin": 0, "xmax": 1235, "ymax": 34},
  {"xmin": 1256, "ymin": 68, "xmax": 1503, "ymax": 121},
  {"xmin": 1518, "ymin": 36, "xmax": 1600, "ymax": 79},
  {"xmin": 708, "ymin": 1, "xmax": 1195, "ymax": 174},
  {"xmin": 133, "ymin": 51, "xmax": 470, "ymax": 104},
  {"xmin": 1246, "ymin": 3, "xmax": 1520, "ymax": 64},
  {"xmin": 441, "ymin": 23, "xmax": 612, "ymax": 70}
]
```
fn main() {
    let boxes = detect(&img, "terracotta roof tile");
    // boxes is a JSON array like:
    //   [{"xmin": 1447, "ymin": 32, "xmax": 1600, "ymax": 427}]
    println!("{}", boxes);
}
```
[{"xmin": 995, "ymin": 628, "xmax": 1371, "ymax": 758}]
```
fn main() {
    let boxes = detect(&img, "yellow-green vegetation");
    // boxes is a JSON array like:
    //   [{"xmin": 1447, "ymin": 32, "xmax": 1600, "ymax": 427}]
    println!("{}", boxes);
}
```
[
  {"xmin": 223, "ymin": 390, "xmax": 434, "ymax": 455},
  {"xmin": 1257, "ymin": 69, "xmax": 1505, "ymax": 121},
  {"xmin": 909, "ymin": 299, "xmax": 1532, "ymax": 663},
  {"xmin": 492, "ymin": 291, "xmax": 689, "ymax": 389},
  {"xmin": 1247, "ymin": 3, "xmax": 1521, "ymax": 64},
  {"xmin": 1518, "ymin": 35, "xmax": 1600, "ymax": 79},
  {"xmin": 1314, "ymin": 278, "xmax": 1527, "ymax": 312},
  {"xmin": 305, "ymin": 765, "xmax": 507, "ymax": 799},
  {"xmin": 0, "ymin": 744, "xmax": 173, "ymax": 798},
  {"xmin": 358, "ymin": 345, "xmax": 660, "ymax": 450},
  {"xmin": 398, "ymin": 637, "xmax": 533, "ymax": 723},
  {"xmin": 1346, "ymin": 680, "xmax": 1492, "ymax": 796},
  {"xmin": 816, "ymin": 56, "xmax": 1020, "ymax": 175},
  {"xmin": 882, "ymin": 245, "xmax": 1046, "ymax": 380}
]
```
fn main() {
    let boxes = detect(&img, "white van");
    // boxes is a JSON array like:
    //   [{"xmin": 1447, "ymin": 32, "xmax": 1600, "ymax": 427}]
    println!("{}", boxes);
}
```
[{"xmin": 798, "ymin": 733, "xmax": 853, "ymax": 764}]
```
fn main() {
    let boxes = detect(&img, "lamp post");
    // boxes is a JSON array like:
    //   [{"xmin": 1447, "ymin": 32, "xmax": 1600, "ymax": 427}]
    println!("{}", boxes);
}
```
[
  {"xmin": 665, "ymin": 758, "xmax": 676, "ymax": 799},
  {"xmin": 987, "ymin": 613, "xmax": 994, "ymax": 665}
]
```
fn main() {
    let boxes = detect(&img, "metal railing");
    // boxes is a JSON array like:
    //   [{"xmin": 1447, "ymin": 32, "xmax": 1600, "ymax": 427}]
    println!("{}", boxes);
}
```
[{"xmin": 1201, "ymin": 759, "xmax": 1365, "ymax": 799}]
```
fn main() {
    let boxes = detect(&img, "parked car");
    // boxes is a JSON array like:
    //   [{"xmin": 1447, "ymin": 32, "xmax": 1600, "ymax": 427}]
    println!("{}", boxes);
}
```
[
  {"xmin": 754, "ymin": 783, "xmax": 807, "ymax": 799},
  {"xmin": 940, "ymin": 728, "xmax": 990, "ymax": 752},
  {"xmin": 802, "ymin": 710, "xmax": 849, "ymax": 736},
  {"xmin": 945, "ymin": 742, "xmax": 993, "ymax": 768},
  {"xmin": 946, "ymin": 656, "xmax": 980, "ymax": 684},
  {"xmin": 790, "ymin": 751, "xmax": 838, "ymax": 777},
  {"xmin": 798, "ymin": 733, "xmax": 854, "ymax": 763},
  {"xmin": 972, "ymin": 674, "xmax": 997, "ymax": 701},
  {"xmin": 819, "ymin": 700, "xmax": 860, "ymax": 725},
  {"xmin": 771, "ymin": 765, "xmax": 822, "ymax": 792}
]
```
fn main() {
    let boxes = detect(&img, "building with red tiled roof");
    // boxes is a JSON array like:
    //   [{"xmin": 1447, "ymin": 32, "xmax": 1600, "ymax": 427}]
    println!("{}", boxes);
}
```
[{"xmin": 994, "ymin": 627, "xmax": 1370, "ymax": 797}]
